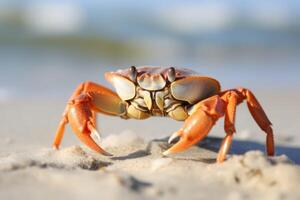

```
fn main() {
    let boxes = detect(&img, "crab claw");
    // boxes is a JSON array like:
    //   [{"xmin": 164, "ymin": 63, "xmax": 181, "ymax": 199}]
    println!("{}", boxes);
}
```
[
  {"xmin": 163, "ymin": 109, "xmax": 215, "ymax": 156},
  {"xmin": 68, "ymin": 99, "xmax": 112, "ymax": 156}
]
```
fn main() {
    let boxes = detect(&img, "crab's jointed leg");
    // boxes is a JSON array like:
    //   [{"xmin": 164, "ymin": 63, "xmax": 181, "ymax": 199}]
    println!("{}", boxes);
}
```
[
  {"xmin": 53, "ymin": 82, "xmax": 126, "ymax": 155},
  {"xmin": 164, "ymin": 88, "xmax": 274, "ymax": 163},
  {"xmin": 216, "ymin": 91, "xmax": 240, "ymax": 162},
  {"xmin": 238, "ymin": 88, "xmax": 274, "ymax": 156}
]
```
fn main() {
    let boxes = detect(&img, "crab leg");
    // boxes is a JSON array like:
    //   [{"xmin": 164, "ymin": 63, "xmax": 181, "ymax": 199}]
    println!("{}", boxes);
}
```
[
  {"xmin": 53, "ymin": 117, "xmax": 68, "ymax": 151},
  {"xmin": 164, "ymin": 88, "xmax": 274, "ymax": 163},
  {"xmin": 53, "ymin": 82, "xmax": 87, "ymax": 150},
  {"xmin": 216, "ymin": 91, "xmax": 239, "ymax": 162},
  {"xmin": 53, "ymin": 82, "xmax": 126, "ymax": 155},
  {"xmin": 216, "ymin": 133, "xmax": 234, "ymax": 162},
  {"xmin": 238, "ymin": 88, "xmax": 274, "ymax": 156}
]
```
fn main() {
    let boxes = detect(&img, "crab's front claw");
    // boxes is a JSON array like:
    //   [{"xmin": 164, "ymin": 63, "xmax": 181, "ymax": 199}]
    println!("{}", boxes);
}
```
[
  {"xmin": 163, "ymin": 109, "xmax": 216, "ymax": 155},
  {"xmin": 53, "ymin": 82, "xmax": 128, "ymax": 156},
  {"xmin": 67, "ymin": 95, "xmax": 113, "ymax": 156}
]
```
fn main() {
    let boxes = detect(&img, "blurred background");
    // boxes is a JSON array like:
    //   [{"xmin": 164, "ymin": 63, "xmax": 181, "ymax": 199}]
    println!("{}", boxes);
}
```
[
  {"xmin": 1, "ymin": 0, "xmax": 300, "ymax": 100},
  {"xmin": 0, "ymin": 0, "xmax": 300, "ymax": 150}
]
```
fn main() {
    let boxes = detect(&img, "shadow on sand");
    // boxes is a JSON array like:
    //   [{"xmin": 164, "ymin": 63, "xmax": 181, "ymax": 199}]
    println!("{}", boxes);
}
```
[
  {"xmin": 112, "ymin": 136, "xmax": 300, "ymax": 164},
  {"xmin": 229, "ymin": 139, "xmax": 300, "ymax": 164},
  {"xmin": 194, "ymin": 136, "xmax": 300, "ymax": 164}
]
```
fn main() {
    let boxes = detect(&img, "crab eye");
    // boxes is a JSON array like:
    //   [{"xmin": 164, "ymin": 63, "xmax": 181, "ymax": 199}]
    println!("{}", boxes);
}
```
[
  {"xmin": 129, "ymin": 66, "xmax": 137, "ymax": 82},
  {"xmin": 167, "ymin": 67, "xmax": 176, "ymax": 82}
]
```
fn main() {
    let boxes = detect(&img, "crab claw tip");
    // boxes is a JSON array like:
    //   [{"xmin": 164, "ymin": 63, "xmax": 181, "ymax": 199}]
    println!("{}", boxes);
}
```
[
  {"xmin": 101, "ymin": 151, "xmax": 113, "ymax": 157},
  {"xmin": 52, "ymin": 145, "xmax": 59, "ymax": 150},
  {"xmin": 168, "ymin": 135, "xmax": 176, "ymax": 144},
  {"xmin": 168, "ymin": 131, "xmax": 182, "ymax": 144},
  {"xmin": 162, "ymin": 149, "xmax": 171, "ymax": 156}
]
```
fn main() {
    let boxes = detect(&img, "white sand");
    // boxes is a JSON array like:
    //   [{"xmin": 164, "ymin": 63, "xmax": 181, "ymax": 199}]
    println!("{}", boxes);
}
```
[
  {"xmin": 0, "ymin": 90, "xmax": 300, "ymax": 200},
  {"xmin": 0, "ymin": 134, "xmax": 299, "ymax": 200}
]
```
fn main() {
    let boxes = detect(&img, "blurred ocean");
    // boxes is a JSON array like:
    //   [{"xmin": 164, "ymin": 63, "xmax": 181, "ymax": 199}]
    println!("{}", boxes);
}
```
[{"xmin": 0, "ymin": 0, "xmax": 299, "ymax": 101}]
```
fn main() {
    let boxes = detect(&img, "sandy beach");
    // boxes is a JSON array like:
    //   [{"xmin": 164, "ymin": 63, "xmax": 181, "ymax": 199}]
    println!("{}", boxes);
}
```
[
  {"xmin": 1, "ymin": 1, "xmax": 300, "ymax": 199},
  {"xmin": 0, "ymin": 89, "xmax": 299, "ymax": 200}
]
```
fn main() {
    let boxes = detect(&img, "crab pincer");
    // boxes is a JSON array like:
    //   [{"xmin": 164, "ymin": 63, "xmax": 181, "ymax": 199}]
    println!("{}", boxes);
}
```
[
  {"xmin": 53, "ymin": 81, "xmax": 127, "ymax": 156},
  {"xmin": 66, "ymin": 95, "xmax": 112, "ymax": 156},
  {"xmin": 163, "ymin": 97, "xmax": 222, "ymax": 156}
]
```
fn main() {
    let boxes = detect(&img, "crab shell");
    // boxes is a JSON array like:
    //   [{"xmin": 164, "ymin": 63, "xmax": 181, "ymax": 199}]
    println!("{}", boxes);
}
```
[{"xmin": 105, "ymin": 66, "xmax": 221, "ymax": 120}]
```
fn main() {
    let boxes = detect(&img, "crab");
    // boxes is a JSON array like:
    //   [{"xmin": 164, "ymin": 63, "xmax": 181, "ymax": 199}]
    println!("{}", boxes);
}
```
[{"xmin": 52, "ymin": 66, "xmax": 275, "ymax": 162}]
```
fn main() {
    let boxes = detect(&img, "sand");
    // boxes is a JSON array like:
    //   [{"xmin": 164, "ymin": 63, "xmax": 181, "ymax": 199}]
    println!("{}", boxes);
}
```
[{"xmin": 0, "ymin": 90, "xmax": 300, "ymax": 200}]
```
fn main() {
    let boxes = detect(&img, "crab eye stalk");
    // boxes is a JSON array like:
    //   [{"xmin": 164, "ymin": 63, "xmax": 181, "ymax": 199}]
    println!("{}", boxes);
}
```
[
  {"xmin": 167, "ymin": 67, "xmax": 176, "ymax": 82},
  {"xmin": 129, "ymin": 66, "xmax": 137, "ymax": 82}
]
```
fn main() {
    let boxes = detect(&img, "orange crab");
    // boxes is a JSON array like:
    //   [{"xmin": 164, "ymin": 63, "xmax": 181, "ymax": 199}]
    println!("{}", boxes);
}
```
[{"xmin": 53, "ymin": 66, "xmax": 274, "ymax": 162}]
